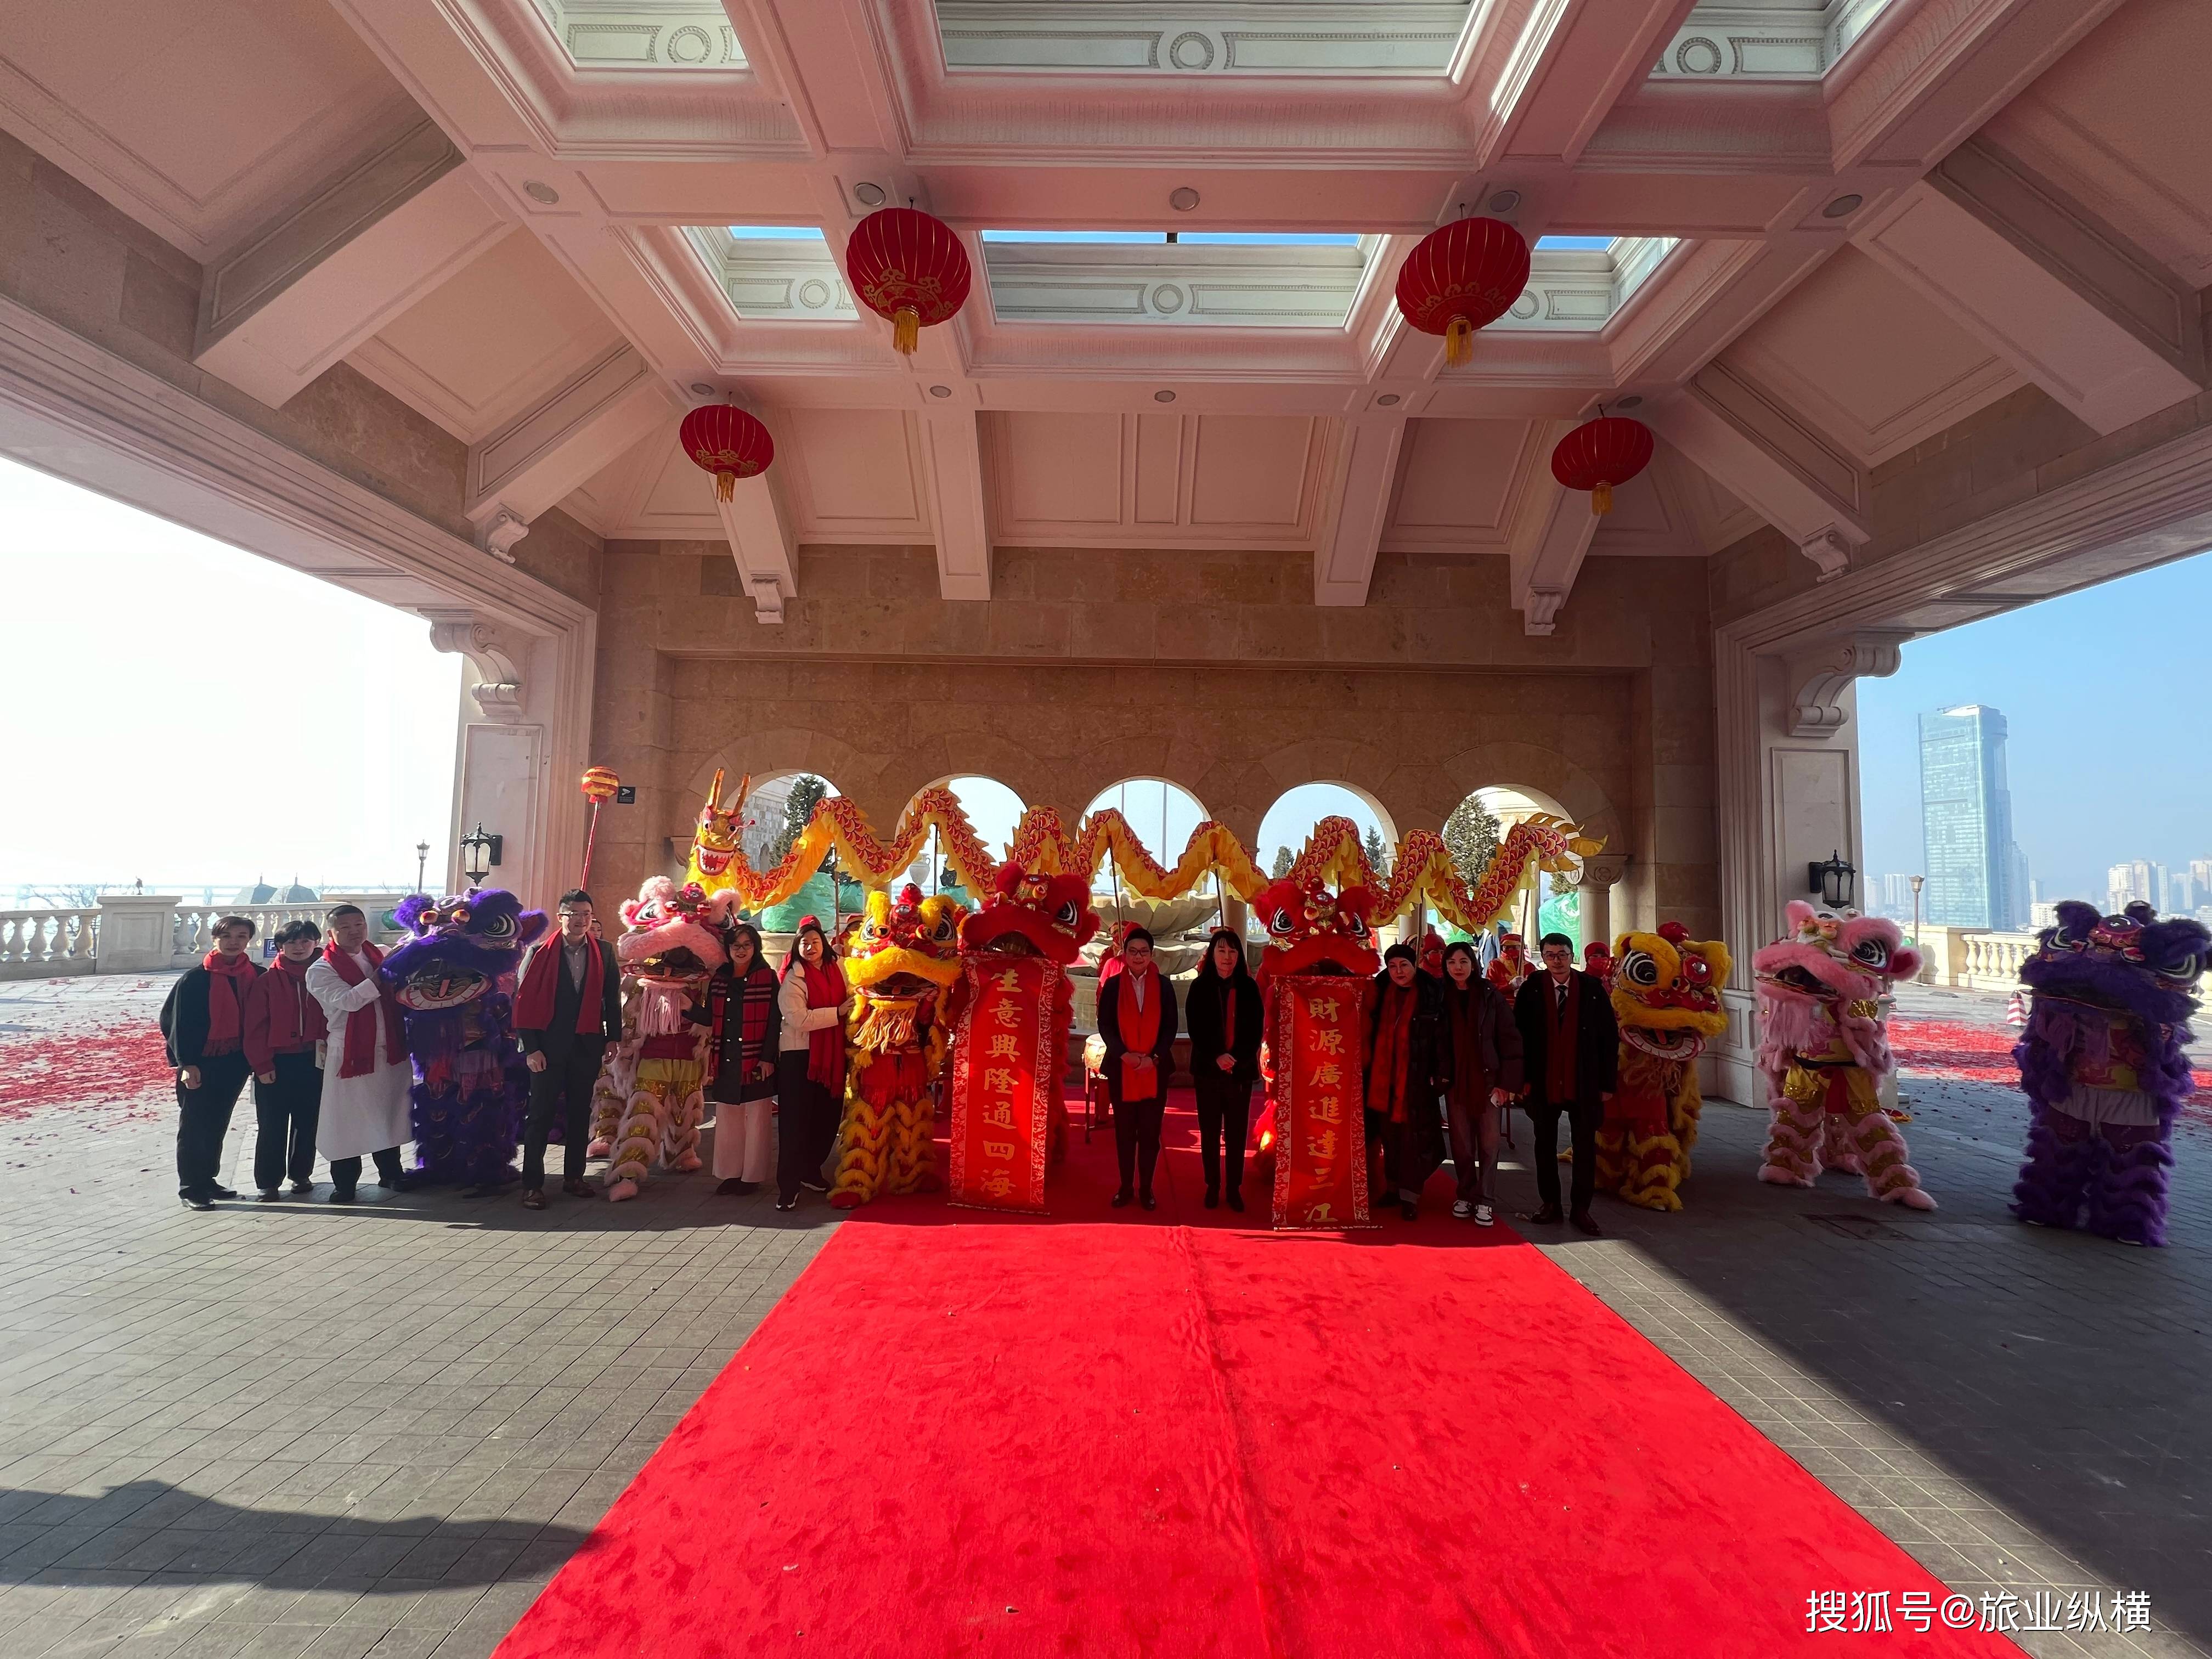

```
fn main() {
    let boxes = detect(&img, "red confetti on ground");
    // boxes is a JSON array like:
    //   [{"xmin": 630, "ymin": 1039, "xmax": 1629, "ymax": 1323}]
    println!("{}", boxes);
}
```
[
  {"xmin": 1889, "ymin": 1015, "xmax": 2212, "ymax": 1123},
  {"xmin": 0, "ymin": 1030, "xmax": 173, "ymax": 1118}
]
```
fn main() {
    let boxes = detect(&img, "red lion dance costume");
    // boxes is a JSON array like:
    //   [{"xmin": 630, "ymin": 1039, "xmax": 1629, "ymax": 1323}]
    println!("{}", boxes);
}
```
[
  {"xmin": 605, "ymin": 878, "xmax": 729, "ymax": 1203},
  {"xmin": 1753, "ymin": 901, "xmax": 1932, "ymax": 1209},
  {"xmin": 831, "ymin": 883, "xmax": 966, "ymax": 1209},
  {"xmin": 1248, "ymin": 877, "xmax": 1382, "ymax": 1229},
  {"xmin": 943, "ymin": 862, "xmax": 1099, "ymax": 1211}
]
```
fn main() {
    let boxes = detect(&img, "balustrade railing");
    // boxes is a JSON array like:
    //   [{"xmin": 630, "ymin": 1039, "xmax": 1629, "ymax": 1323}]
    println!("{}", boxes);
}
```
[
  {"xmin": 0, "ymin": 894, "xmax": 411, "ymax": 979},
  {"xmin": 0, "ymin": 909, "xmax": 100, "ymax": 979},
  {"xmin": 1960, "ymin": 930, "xmax": 2038, "ymax": 990}
]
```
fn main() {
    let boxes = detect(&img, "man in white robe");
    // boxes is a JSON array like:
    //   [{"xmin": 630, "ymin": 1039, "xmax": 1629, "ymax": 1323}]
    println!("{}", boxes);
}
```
[{"xmin": 306, "ymin": 904, "xmax": 415, "ymax": 1202}]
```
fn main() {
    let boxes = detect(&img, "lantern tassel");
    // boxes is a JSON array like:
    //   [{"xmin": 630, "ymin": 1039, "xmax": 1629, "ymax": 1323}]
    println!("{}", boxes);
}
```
[
  {"xmin": 1592, "ymin": 481, "xmax": 1613, "ymax": 515},
  {"xmin": 1444, "ymin": 314, "xmax": 1473, "ymax": 366},
  {"xmin": 893, "ymin": 306, "xmax": 920, "ymax": 355},
  {"xmin": 714, "ymin": 470, "xmax": 737, "ymax": 502}
]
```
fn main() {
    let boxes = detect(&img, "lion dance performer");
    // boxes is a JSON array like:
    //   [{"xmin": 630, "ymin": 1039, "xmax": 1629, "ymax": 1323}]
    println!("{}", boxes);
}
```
[
  {"xmin": 383, "ymin": 890, "xmax": 547, "ymax": 1194},
  {"xmin": 1249, "ymin": 877, "xmax": 1381, "ymax": 1228},
  {"xmin": 832, "ymin": 883, "xmax": 966, "ymax": 1208},
  {"xmin": 1487, "ymin": 932, "xmax": 1531, "ymax": 994},
  {"xmin": 1752, "ymin": 901, "xmax": 1931, "ymax": 1208},
  {"xmin": 2011, "ymin": 900, "xmax": 2209, "ymax": 1246},
  {"xmin": 605, "ymin": 878, "xmax": 727, "ymax": 1202},
  {"xmin": 1593, "ymin": 922, "xmax": 1729, "ymax": 1212},
  {"xmin": 944, "ymin": 862, "xmax": 1099, "ymax": 1210}
]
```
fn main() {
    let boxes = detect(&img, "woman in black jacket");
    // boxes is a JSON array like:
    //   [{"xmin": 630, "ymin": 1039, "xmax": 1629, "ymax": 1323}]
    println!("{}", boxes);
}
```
[
  {"xmin": 686, "ymin": 923, "xmax": 782, "ymax": 1196},
  {"xmin": 1183, "ymin": 927, "xmax": 1263, "ymax": 1211},
  {"xmin": 1365, "ymin": 941, "xmax": 1451, "ymax": 1219}
]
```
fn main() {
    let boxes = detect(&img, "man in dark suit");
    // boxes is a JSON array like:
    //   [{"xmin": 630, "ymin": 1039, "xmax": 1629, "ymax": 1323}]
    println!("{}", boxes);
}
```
[
  {"xmin": 162, "ymin": 915, "xmax": 264, "ymax": 1209},
  {"xmin": 1513, "ymin": 930, "xmax": 1619, "ymax": 1235},
  {"xmin": 514, "ymin": 889, "xmax": 623, "ymax": 1209},
  {"xmin": 1096, "ymin": 926, "xmax": 1179, "ymax": 1211}
]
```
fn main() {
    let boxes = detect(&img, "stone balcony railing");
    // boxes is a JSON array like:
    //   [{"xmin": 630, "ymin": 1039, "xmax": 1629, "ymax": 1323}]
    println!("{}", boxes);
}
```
[
  {"xmin": 0, "ymin": 894, "xmax": 411, "ymax": 980},
  {"xmin": 1908, "ymin": 926, "xmax": 2040, "ymax": 991}
]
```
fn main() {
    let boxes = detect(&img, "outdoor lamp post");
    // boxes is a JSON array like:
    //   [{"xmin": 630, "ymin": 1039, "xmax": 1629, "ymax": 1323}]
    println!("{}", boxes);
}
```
[
  {"xmin": 1807, "ymin": 849, "xmax": 1857, "ymax": 909},
  {"xmin": 459, "ymin": 823, "xmax": 501, "ymax": 891},
  {"xmin": 1909, "ymin": 873, "xmax": 1924, "ymax": 944},
  {"xmin": 415, "ymin": 840, "xmax": 430, "ymax": 895}
]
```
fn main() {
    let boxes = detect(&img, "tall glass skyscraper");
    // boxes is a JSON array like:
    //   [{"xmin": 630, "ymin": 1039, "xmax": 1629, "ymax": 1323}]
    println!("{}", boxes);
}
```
[{"xmin": 1918, "ymin": 704, "xmax": 2027, "ymax": 929}]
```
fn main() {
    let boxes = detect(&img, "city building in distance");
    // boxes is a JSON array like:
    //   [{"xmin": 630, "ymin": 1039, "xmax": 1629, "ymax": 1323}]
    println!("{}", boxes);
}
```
[{"xmin": 1918, "ymin": 704, "xmax": 2030, "ymax": 931}]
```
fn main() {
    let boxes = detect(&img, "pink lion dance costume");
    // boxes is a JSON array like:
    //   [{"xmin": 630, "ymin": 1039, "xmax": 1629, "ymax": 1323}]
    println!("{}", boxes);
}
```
[
  {"xmin": 1752, "ymin": 901, "xmax": 1932, "ymax": 1209},
  {"xmin": 606, "ymin": 878, "xmax": 729, "ymax": 1202},
  {"xmin": 2011, "ymin": 901, "xmax": 2209, "ymax": 1246}
]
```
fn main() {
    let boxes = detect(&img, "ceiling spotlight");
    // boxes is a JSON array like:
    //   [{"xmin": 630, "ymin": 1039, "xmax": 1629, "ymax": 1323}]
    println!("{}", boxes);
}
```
[
  {"xmin": 1153, "ymin": 390, "xmax": 1177, "ymax": 403},
  {"xmin": 1169, "ymin": 187, "xmax": 1200, "ymax": 212},
  {"xmin": 1486, "ymin": 189, "xmax": 1521, "ymax": 215},
  {"xmin": 1615, "ymin": 394, "xmax": 1642, "ymax": 410},
  {"xmin": 689, "ymin": 382, "xmax": 716, "ymax": 396},
  {"xmin": 523, "ymin": 180, "xmax": 560, "ymax": 205},
  {"xmin": 854, "ymin": 182, "xmax": 887, "ymax": 207},
  {"xmin": 929, "ymin": 385, "xmax": 953, "ymax": 399},
  {"xmin": 1376, "ymin": 393, "xmax": 1402, "ymax": 407},
  {"xmin": 1822, "ymin": 193, "xmax": 1864, "ymax": 219}
]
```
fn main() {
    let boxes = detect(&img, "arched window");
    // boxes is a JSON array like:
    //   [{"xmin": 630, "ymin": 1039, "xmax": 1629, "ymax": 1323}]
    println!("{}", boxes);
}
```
[
  {"xmin": 1254, "ymin": 782, "xmax": 1398, "ymax": 884},
  {"xmin": 1084, "ymin": 778, "xmax": 1222, "ymax": 976},
  {"xmin": 1442, "ymin": 783, "xmax": 1579, "ymax": 948},
  {"xmin": 904, "ymin": 775, "xmax": 1028, "ymax": 900},
  {"xmin": 741, "ymin": 772, "xmax": 842, "ymax": 868}
]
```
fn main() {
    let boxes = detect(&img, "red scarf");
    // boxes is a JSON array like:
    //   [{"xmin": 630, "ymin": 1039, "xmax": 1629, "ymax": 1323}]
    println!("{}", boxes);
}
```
[
  {"xmin": 201, "ymin": 951, "xmax": 258, "ymax": 1051},
  {"xmin": 515, "ymin": 935, "xmax": 604, "ymax": 1035},
  {"xmin": 1117, "ymin": 966, "xmax": 1162, "ymax": 1099},
  {"xmin": 323, "ymin": 940, "xmax": 406, "ymax": 1079},
  {"xmin": 790, "ymin": 952, "xmax": 848, "ymax": 1091},
  {"xmin": 246, "ymin": 956, "xmax": 325, "ymax": 1071},
  {"xmin": 1368, "ymin": 981, "xmax": 1417, "ymax": 1122}
]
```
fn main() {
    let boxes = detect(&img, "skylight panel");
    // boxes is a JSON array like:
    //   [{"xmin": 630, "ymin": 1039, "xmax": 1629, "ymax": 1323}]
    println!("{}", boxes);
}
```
[
  {"xmin": 729, "ymin": 225, "xmax": 830, "ymax": 241},
  {"xmin": 979, "ymin": 231, "xmax": 1374, "ymax": 328},
  {"xmin": 979, "ymin": 231, "xmax": 1364, "ymax": 247}
]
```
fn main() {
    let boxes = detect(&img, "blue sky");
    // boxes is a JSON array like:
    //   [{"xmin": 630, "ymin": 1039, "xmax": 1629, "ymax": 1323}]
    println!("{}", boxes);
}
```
[{"xmin": 1857, "ymin": 549, "xmax": 2212, "ymax": 903}]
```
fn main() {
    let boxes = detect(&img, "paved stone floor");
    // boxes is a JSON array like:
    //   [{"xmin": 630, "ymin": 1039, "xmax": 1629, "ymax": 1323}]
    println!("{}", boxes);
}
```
[{"xmin": 2, "ymin": 973, "xmax": 2208, "ymax": 1657}]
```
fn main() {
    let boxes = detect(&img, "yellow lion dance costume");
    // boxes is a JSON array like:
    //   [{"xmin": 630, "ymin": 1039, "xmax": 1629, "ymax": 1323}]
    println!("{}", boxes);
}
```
[
  {"xmin": 1592, "ymin": 922, "xmax": 1731, "ymax": 1212},
  {"xmin": 830, "ymin": 883, "xmax": 966, "ymax": 1209}
]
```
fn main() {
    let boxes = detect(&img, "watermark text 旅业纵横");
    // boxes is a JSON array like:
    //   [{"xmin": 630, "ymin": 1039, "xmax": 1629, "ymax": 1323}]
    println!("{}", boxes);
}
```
[{"xmin": 1805, "ymin": 1588, "xmax": 2150, "ymax": 1635}]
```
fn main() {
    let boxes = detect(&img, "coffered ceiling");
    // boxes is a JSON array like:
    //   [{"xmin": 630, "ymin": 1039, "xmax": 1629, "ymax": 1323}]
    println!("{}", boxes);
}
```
[{"xmin": 0, "ymin": 0, "xmax": 2201, "ymax": 636}]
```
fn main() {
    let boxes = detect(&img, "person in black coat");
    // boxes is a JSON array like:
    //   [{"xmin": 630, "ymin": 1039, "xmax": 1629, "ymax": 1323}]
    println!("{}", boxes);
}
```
[
  {"xmin": 1513, "ymin": 931, "xmax": 1620, "ymax": 1235},
  {"xmin": 1182, "ymin": 927, "xmax": 1263, "ymax": 1212},
  {"xmin": 686, "ymin": 922, "xmax": 782, "ymax": 1196},
  {"xmin": 515, "ymin": 889, "xmax": 623, "ymax": 1207},
  {"xmin": 161, "ymin": 915, "xmax": 264, "ymax": 1209},
  {"xmin": 1096, "ymin": 926, "xmax": 1178, "ymax": 1211},
  {"xmin": 1365, "ymin": 942, "xmax": 1451, "ymax": 1219}
]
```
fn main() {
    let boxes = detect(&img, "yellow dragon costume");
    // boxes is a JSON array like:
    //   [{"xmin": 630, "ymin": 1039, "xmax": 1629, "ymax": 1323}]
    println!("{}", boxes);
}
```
[
  {"xmin": 1592, "ymin": 922, "xmax": 1731, "ymax": 1212},
  {"xmin": 830, "ymin": 883, "xmax": 967, "ymax": 1209}
]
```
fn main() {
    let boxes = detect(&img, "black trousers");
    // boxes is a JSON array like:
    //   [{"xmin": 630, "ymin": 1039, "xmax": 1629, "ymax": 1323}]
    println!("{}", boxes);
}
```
[
  {"xmin": 176, "ymin": 1051, "xmax": 252, "ymax": 1198},
  {"xmin": 1114, "ymin": 1093, "xmax": 1166, "ymax": 1194},
  {"xmin": 252, "ymin": 1051, "xmax": 323, "ymax": 1192},
  {"xmin": 523, "ymin": 1042, "xmax": 605, "ymax": 1189},
  {"xmin": 1192, "ymin": 1069, "xmax": 1252, "ymax": 1196},
  {"xmin": 776, "ymin": 1052, "xmax": 840, "ymax": 1201},
  {"xmin": 330, "ymin": 1147, "xmax": 405, "ymax": 1197},
  {"xmin": 1527, "ymin": 1098, "xmax": 1601, "ymax": 1217}
]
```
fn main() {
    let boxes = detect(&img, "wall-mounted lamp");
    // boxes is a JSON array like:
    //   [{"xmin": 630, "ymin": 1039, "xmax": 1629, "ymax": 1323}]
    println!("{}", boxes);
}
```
[
  {"xmin": 1808, "ymin": 849, "xmax": 1857, "ymax": 909},
  {"xmin": 460, "ymin": 823, "xmax": 503, "ymax": 890}
]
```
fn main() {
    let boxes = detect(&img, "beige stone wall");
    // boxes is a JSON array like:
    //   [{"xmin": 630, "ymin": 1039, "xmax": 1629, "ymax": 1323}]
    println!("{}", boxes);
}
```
[{"xmin": 589, "ymin": 540, "xmax": 1719, "ymax": 941}]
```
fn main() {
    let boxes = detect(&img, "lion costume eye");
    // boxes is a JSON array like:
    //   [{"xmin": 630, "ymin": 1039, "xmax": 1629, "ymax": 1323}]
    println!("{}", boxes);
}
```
[
  {"xmin": 1053, "ymin": 901, "xmax": 1078, "ymax": 927},
  {"xmin": 932, "ymin": 917, "xmax": 955, "ymax": 941},
  {"xmin": 1680, "ymin": 954, "xmax": 1713, "ymax": 986},
  {"xmin": 480, "ymin": 912, "xmax": 517, "ymax": 940},
  {"xmin": 1620, "ymin": 949, "xmax": 1659, "ymax": 987},
  {"xmin": 1849, "ymin": 936, "xmax": 1891, "ymax": 970},
  {"xmin": 1267, "ymin": 907, "xmax": 1296, "ymax": 937}
]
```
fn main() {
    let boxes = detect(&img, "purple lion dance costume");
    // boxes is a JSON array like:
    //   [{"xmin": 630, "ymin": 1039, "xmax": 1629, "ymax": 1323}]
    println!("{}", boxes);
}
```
[
  {"xmin": 383, "ymin": 890, "xmax": 549, "ymax": 1193},
  {"xmin": 2011, "ymin": 900, "xmax": 2209, "ymax": 1247}
]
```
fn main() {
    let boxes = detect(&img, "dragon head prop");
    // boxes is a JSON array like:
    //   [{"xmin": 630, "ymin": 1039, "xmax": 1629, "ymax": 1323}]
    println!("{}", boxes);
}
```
[
  {"xmin": 959, "ymin": 862, "xmax": 1098, "ymax": 964},
  {"xmin": 1252, "ymin": 877, "xmax": 1381, "ymax": 984},
  {"xmin": 2020, "ymin": 900, "xmax": 2209, "ymax": 1031},
  {"xmin": 616, "ymin": 877, "xmax": 729, "ymax": 987},
  {"xmin": 844, "ymin": 883, "xmax": 968, "ymax": 997},
  {"xmin": 1612, "ymin": 921, "xmax": 1731, "ymax": 1064},
  {"xmin": 690, "ymin": 769, "xmax": 753, "ymax": 883},
  {"xmin": 383, "ymin": 889, "xmax": 549, "ymax": 1011},
  {"xmin": 1753, "ymin": 901, "xmax": 1921, "ymax": 1072}
]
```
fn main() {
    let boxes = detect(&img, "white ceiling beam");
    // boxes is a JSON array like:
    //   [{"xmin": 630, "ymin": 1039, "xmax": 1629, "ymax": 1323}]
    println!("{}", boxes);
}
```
[
  {"xmin": 1505, "ymin": 421, "xmax": 1599, "ymax": 636},
  {"xmin": 465, "ymin": 347, "xmax": 679, "ymax": 554},
  {"xmin": 919, "ymin": 407, "xmax": 994, "ymax": 601},
  {"xmin": 1852, "ymin": 138, "xmax": 2203, "ymax": 438},
  {"xmin": 1484, "ymin": 0, "xmax": 1700, "ymax": 168},
  {"xmin": 192, "ymin": 121, "xmax": 512, "ymax": 409},
  {"xmin": 715, "ymin": 465, "xmax": 800, "ymax": 624},
  {"xmin": 1645, "ymin": 363, "xmax": 1871, "ymax": 583},
  {"xmin": 1314, "ymin": 414, "xmax": 1408, "ymax": 607}
]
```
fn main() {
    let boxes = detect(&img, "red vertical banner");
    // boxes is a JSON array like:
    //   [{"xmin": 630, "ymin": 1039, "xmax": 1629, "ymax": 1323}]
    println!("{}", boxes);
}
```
[
  {"xmin": 947, "ymin": 956, "xmax": 1058, "ymax": 1214},
  {"xmin": 1270, "ymin": 974, "xmax": 1375, "ymax": 1230}
]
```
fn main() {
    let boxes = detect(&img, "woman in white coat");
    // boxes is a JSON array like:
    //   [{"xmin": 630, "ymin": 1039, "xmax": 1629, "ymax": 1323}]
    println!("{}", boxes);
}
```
[{"xmin": 305, "ymin": 904, "xmax": 416, "ymax": 1202}]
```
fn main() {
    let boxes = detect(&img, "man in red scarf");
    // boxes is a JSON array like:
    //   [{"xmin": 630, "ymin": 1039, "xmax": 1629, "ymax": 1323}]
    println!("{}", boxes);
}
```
[
  {"xmin": 516, "ymin": 889, "xmax": 623, "ymax": 1209},
  {"xmin": 1513, "ymin": 931, "xmax": 1619, "ymax": 1235},
  {"xmin": 1097, "ymin": 926, "xmax": 1178, "ymax": 1211},
  {"xmin": 244, "ymin": 919, "xmax": 329, "ymax": 1200},
  {"xmin": 306, "ymin": 904, "xmax": 415, "ymax": 1203},
  {"xmin": 160, "ymin": 914, "xmax": 262, "ymax": 1210}
]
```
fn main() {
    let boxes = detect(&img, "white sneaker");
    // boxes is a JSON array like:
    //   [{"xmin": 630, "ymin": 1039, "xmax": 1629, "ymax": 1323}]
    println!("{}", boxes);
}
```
[
  {"xmin": 1473, "ymin": 1201, "xmax": 1494, "ymax": 1227},
  {"xmin": 1451, "ymin": 1198, "xmax": 1473, "ymax": 1220}
]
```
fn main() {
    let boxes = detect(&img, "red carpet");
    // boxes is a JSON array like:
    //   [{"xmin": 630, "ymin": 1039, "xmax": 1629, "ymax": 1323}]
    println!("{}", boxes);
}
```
[{"xmin": 495, "ymin": 1089, "xmax": 2024, "ymax": 1658}]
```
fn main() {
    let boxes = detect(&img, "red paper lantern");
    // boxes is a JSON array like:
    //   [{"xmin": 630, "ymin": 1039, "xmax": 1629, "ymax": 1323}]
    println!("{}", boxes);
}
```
[
  {"xmin": 1395, "ymin": 216, "xmax": 1531, "ymax": 366},
  {"xmin": 845, "ymin": 207, "xmax": 972, "ymax": 355},
  {"xmin": 1550, "ymin": 415, "xmax": 1654, "ymax": 515},
  {"xmin": 679, "ymin": 404, "xmax": 774, "ymax": 502},
  {"xmin": 580, "ymin": 766, "xmax": 620, "ymax": 803}
]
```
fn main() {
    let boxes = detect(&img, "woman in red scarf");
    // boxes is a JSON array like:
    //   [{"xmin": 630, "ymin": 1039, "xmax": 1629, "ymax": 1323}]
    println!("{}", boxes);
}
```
[
  {"xmin": 243, "ymin": 919, "xmax": 330, "ymax": 1200},
  {"xmin": 775, "ymin": 917, "xmax": 853, "ymax": 1211},
  {"xmin": 1364, "ymin": 941, "xmax": 1450, "ymax": 1220},
  {"xmin": 160, "ymin": 914, "xmax": 263, "ymax": 1210},
  {"xmin": 687, "ymin": 922, "xmax": 782, "ymax": 1196}
]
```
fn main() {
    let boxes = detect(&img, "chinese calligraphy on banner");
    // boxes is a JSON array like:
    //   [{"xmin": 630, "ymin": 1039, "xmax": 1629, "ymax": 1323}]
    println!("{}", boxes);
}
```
[
  {"xmin": 947, "ymin": 955, "xmax": 1058, "ymax": 1213},
  {"xmin": 1269, "ymin": 973, "xmax": 1375, "ymax": 1229}
]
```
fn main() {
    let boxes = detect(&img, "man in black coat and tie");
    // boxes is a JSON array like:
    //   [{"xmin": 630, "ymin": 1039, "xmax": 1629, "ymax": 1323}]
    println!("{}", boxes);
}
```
[
  {"xmin": 514, "ymin": 890, "xmax": 623, "ymax": 1208},
  {"xmin": 1513, "ymin": 931, "xmax": 1619, "ymax": 1235}
]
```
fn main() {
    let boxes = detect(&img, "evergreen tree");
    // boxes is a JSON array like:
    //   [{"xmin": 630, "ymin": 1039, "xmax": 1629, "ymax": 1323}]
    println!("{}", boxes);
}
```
[
  {"xmin": 770, "ymin": 775, "xmax": 828, "ymax": 865},
  {"xmin": 1442, "ymin": 794, "xmax": 1503, "ymax": 885},
  {"xmin": 1270, "ymin": 845, "xmax": 1294, "ymax": 879},
  {"xmin": 1363, "ymin": 825, "xmax": 1389, "ymax": 876}
]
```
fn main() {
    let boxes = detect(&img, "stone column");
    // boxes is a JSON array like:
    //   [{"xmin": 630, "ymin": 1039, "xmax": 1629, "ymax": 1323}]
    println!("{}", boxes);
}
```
[
  {"xmin": 1568, "ymin": 854, "xmax": 1629, "ymax": 949},
  {"xmin": 97, "ymin": 895, "xmax": 182, "ymax": 973}
]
